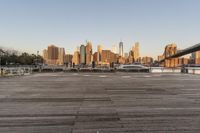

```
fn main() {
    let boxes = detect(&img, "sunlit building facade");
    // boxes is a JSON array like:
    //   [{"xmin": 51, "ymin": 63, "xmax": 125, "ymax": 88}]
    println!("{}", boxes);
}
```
[
  {"xmin": 119, "ymin": 41, "xmax": 123, "ymax": 57},
  {"xmin": 42, "ymin": 49, "xmax": 48, "ymax": 64},
  {"xmin": 101, "ymin": 50, "xmax": 117, "ymax": 64},
  {"xmin": 142, "ymin": 56, "xmax": 153, "ymax": 66},
  {"xmin": 97, "ymin": 45, "xmax": 103, "ymax": 63},
  {"xmin": 47, "ymin": 45, "xmax": 59, "ymax": 65},
  {"xmin": 58, "ymin": 48, "xmax": 65, "ymax": 65},
  {"xmin": 80, "ymin": 45, "xmax": 86, "ymax": 64},
  {"xmin": 86, "ymin": 42, "xmax": 93, "ymax": 65},
  {"xmin": 65, "ymin": 54, "xmax": 73, "ymax": 64},
  {"xmin": 72, "ymin": 51, "xmax": 80, "ymax": 65},
  {"xmin": 195, "ymin": 51, "xmax": 200, "ymax": 64},
  {"xmin": 133, "ymin": 42, "xmax": 140, "ymax": 62}
]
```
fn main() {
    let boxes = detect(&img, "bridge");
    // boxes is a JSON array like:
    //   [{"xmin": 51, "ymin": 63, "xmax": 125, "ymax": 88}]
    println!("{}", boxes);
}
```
[{"xmin": 159, "ymin": 43, "xmax": 200, "ymax": 63}]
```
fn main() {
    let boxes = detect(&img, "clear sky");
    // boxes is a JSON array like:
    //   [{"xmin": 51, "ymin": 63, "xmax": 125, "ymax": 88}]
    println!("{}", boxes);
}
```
[{"xmin": 0, "ymin": 0, "xmax": 200, "ymax": 58}]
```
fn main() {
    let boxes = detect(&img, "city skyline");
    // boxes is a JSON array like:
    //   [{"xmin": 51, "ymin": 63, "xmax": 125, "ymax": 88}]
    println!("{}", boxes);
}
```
[{"xmin": 1, "ymin": 0, "xmax": 200, "ymax": 57}]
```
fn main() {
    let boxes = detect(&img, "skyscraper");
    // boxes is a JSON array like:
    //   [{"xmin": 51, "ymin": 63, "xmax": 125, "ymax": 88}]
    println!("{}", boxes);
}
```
[
  {"xmin": 58, "ymin": 48, "xmax": 65, "ymax": 65},
  {"xmin": 80, "ymin": 45, "xmax": 86, "ymax": 64},
  {"xmin": 42, "ymin": 49, "xmax": 48, "ymax": 63},
  {"xmin": 65, "ymin": 54, "xmax": 73, "ymax": 64},
  {"xmin": 101, "ymin": 50, "xmax": 117, "ymax": 64},
  {"xmin": 111, "ymin": 45, "xmax": 117, "ymax": 54},
  {"xmin": 97, "ymin": 45, "xmax": 103, "ymax": 62},
  {"xmin": 119, "ymin": 41, "xmax": 123, "ymax": 57},
  {"xmin": 86, "ymin": 41, "xmax": 93, "ymax": 65},
  {"xmin": 72, "ymin": 51, "xmax": 80, "ymax": 65},
  {"xmin": 133, "ymin": 42, "xmax": 140, "ymax": 61},
  {"xmin": 124, "ymin": 53, "xmax": 129, "ymax": 58},
  {"xmin": 47, "ymin": 45, "xmax": 59, "ymax": 65}
]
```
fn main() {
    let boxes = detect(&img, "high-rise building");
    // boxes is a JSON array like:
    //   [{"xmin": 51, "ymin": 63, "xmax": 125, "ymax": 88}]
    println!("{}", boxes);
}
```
[
  {"xmin": 86, "ymin": 41, "xmax": 93, "ymax": 65},
  {"xmin": 72, "ymin": 51, "xmax": 80, "ymax": 65},
  {"xmin": 97, "ymin": 45, "xmax": 103, "ymax": 62},
  {"xmin": 101, "ymin": 50, "xmax": 117, "ymax": 64},
  {"xmin": 111, "ymin": 45, "xmax": 117, "ymax": 54},
  {"xmin": 58, "ymin": 48, "xmax": 65, "ymax": 65},
  {"xmin": 47, "ymin": 45, "xmax": 59, "ymax": 65},
  {"xmin": 65, "ymin": 54, "xmax": 73, "ymax": 64},
  {"xmin": 42, "ymin": 49, "xmax": 48, "ymax": 63},
  {"xmin": 124, "ymin": 53, "xmax": 129, "ymax": 58},
  {"xmin": 133, "ymin": 42, "xmax": 140, "ymax": 62},
  {"xmin": 142, "ymin": 56, "xmax": 153, "ymax": 66},
  {"xmin": 119, "ymin": 41, "xmax": 123, "ymax": 57},
  {"xmin": 80, "ymin": 45, "xmax": 86, "ymax": 64},
  {"xmin": 93, "ymin": 52, "xmax": 98, "ymax": 63}
]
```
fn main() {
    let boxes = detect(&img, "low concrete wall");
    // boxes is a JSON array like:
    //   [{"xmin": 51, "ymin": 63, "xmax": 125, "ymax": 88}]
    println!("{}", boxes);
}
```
[
  {"xmin": 186, "ymin": 67, "xmax": 200, "ymax": 74},
  {"xmin": 150, "ymin": 67, "xmax": 181, "ymax": 73},
  {"xmin": 2, "ymin": 67, "xmax": 32, "ymax": 76}
]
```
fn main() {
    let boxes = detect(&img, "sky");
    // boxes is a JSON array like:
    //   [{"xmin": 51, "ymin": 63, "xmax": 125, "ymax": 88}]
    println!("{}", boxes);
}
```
[{"xmin": 0, "ymin": 0, "xmax": 200, "ymax": 58}]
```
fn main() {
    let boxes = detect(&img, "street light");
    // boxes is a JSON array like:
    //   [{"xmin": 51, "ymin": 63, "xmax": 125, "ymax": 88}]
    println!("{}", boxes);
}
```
[{"xmin": 0, "ymin": 49, "xmax": 5, "ymax": 76}]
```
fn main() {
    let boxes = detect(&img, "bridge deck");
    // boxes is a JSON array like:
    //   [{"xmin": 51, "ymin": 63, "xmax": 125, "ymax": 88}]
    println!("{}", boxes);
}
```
[{"xmin": 0, "ymin": 72, "xmax": 200, "ymax": 133}]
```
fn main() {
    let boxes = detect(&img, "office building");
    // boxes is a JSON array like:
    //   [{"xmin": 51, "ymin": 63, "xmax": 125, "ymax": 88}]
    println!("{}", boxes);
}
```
[
  {"xmin": 80, "ymin": 45, "xmax": 86, "ymax": 64},
  {"xmin": 58, "ymin": 48, "xmax": 65, "ymax": 65},
  {"xmin": 72, "ymin": 51, "xmax": 80, "ymax": 65},
  {"xmin": 101, "ymin": 50, "xmax": 117, "ymax": 64},
  {"xmin": 142, "ymin": 56, "xmax": 153, "ymax": 66},
  {"xmin": 42, "ymin": 49, "xmax": 48, "ymax": 64},
  {"xmin": 119, "ymin": 41, "xmax": 123, "ymax": 57},
  {"xmin": 97, "ymin": 45, "xmax": 103, "ymax": 62},
  {"xmin": 65, "ymin": 54, "xmax": 73, "ymax": 64},
  {"xmin": 47, "ymin": 45, "xmax": 59, "ymax": 65},
  {"xmin": 93, "ymin": 52, "xmax": 98, "ymax": 63},
  {"xmin": 86, "ymin": 42, "xmax": 93, "ymax": 65},
  {"xmin": 111, "ymin": 45, "xmax": 117, "ymax": 54},
  {"xmin": 133, "ymin": 42, "xmax": 140, "ymax": 62}
]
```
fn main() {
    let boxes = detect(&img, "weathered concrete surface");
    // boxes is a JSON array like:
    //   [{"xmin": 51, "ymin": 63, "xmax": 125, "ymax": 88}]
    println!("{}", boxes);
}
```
[{"xmin": 0, "ymin": 72, "xmax": 200, "ymax": 133}]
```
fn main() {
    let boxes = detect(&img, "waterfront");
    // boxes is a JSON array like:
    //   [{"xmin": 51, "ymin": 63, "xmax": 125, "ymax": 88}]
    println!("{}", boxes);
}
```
[{"xmin": 0, "ymin": 72, "xmax": 200, "ymax": 133}]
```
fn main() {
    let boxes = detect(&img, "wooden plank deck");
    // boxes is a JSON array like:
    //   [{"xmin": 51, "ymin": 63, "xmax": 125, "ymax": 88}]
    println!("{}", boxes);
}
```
[{"xmin": 0, "ymin": 73, "xmax": 200, "ymax": 133}]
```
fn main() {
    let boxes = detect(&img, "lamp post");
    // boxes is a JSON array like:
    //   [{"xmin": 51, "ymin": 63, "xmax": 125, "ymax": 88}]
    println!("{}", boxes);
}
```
[{"xmin": 0, "ymin": 49, "xmax": 5, "ymax": 76}]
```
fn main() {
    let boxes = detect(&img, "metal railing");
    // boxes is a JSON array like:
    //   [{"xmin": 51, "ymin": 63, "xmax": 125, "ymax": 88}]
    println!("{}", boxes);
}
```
[{"xmin": 0, "ymin": 67, "xmax": 33, "ymax": 76}]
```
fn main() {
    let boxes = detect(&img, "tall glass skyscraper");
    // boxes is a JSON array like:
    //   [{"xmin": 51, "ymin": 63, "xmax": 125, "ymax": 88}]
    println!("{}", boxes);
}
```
[
  {"xmin": 119, "ymin": 41, "xmax": 123, "ymax": 57},
  {"xmin": 80, "ymin": 45, "xmax": 86, "ymax": 64}
]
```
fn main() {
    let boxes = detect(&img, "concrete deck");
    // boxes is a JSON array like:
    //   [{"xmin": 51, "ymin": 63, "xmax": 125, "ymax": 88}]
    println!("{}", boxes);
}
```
[{"xmin": 0, "ymin": 72, "xmax": 200, "ymax": 133}]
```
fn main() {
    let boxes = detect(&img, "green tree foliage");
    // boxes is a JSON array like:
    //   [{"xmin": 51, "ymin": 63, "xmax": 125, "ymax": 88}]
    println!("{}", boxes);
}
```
[{"xmin": 0, "ymin": 50, "xmax": 43, "ymax": 66}]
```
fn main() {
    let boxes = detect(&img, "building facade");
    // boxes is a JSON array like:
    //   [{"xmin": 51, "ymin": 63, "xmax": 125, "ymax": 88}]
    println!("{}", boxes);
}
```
[
  {"xmin": 86, "ymin": 42, "xmax": 93, "ymax": 65},
  {"xmin": 47, "ymin": 45, "xmax": 59, "ymax": 65},
  {"xmin": 80, "ymin": 45, "xmax": 86, "ymax": 64},
  {"xmin": 101, "ymin": 50, "xmax": 117, "ymax": 64},
  {"xmin": 142, "ymin": 56, "xmax": 153, "ymax": 66},
  {"xmin": 195, "ymin": 51, "xmax": 200, "ymax": 64},
  {"xmin": 42, "ymin": 49, "xmax": 48, "ymax": 64},
  {"xmin": 58, "ymin": 48, "xmax": 65, "ymax": 65},
  {"xmin": 97, "ymin": 45, "xmax": 103, "ymax": 63},
  {"xmin": 133, "ymin": 42, "xmax": 140, "ymax": 62},
  {"xmin": 119, "ymin": 41, "xmax": 123, "ymax": 57},
  {"xmin": 72, "ymin": 51, "xmax": 80, "ymax": 65}
]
